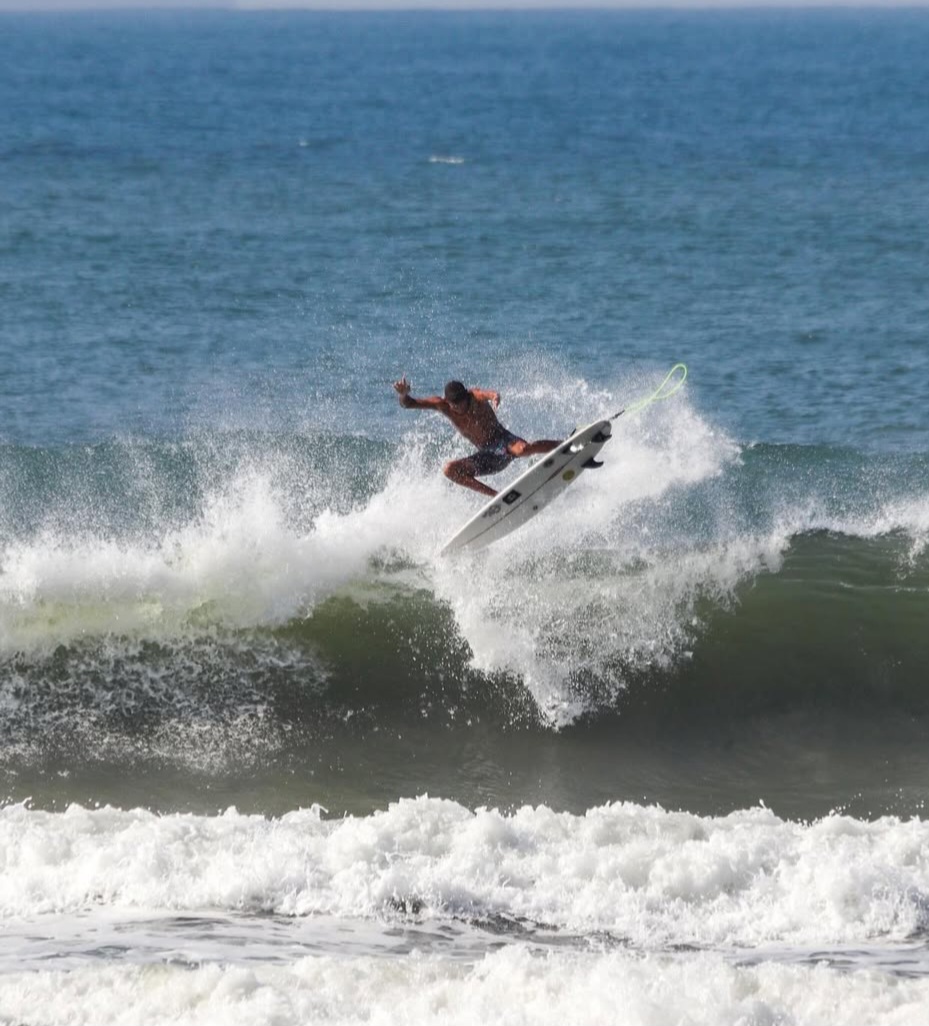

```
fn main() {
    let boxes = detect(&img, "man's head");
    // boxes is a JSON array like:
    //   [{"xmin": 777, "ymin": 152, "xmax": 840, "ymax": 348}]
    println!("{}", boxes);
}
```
[{"xmin": 444, "ymin": 380, "xmax": 469, "ymax": 408}]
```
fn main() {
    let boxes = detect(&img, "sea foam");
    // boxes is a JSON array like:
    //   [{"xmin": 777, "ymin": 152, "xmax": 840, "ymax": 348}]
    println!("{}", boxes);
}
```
[
  {"xmin": 1, "ymin": 947, "xmax": 928, "ymax": 1026},
  {"xmin": 2, "ymin": 798, "xmax": 927, "ymax": 950}
]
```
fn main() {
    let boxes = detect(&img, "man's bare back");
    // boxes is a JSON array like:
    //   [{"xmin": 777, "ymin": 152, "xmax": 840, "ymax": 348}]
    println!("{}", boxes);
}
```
[{"xmin": 394, "ymin": 377, "xmax": 560, "ymax": 498}]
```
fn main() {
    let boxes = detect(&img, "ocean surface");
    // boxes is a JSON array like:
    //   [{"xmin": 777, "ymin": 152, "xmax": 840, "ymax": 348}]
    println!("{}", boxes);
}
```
[{"xmin": 2, "ymin": 7, "xmax": 929, "ymax": 1024}]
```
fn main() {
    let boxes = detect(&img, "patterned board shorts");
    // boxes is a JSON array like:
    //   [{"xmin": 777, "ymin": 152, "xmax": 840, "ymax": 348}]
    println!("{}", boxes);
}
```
[{"xmin": 469, "ymin": 430, "xmax": 522, "ymax": 476}]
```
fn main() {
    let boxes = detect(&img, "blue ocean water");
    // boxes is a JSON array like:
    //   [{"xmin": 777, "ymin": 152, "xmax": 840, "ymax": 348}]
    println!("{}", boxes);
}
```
[
  {"xmin": 3, "ymin": 9, "xmax": 928, "ymax": 448},
  {"xmin": 1, "ymin": 10, "xmax": 929, "ymax": 1026}
]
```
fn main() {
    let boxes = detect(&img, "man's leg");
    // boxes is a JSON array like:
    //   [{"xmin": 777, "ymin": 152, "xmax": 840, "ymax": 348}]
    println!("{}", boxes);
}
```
[
  {"xmin": 443, "ymin": 457, "xmax": 498, "ymax": 498},
  {"xmin": 507, "ymin": 438, "xmax": 560, "ymax": 458}
]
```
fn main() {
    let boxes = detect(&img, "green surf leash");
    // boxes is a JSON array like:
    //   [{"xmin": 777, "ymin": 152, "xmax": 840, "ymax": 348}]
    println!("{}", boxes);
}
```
[{"xmin": 611, "ymin": 363, "xmax": 687, "ymax": 421}]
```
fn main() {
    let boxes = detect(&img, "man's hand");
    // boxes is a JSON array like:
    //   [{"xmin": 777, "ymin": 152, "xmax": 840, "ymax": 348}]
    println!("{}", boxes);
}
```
[
  {"xmin": 489, "ymin": 391, "xmax": 500, "ymax": 410},
  {"xmin": 393, "ymin": 376, "xmax": 411, "ymax": 397}
]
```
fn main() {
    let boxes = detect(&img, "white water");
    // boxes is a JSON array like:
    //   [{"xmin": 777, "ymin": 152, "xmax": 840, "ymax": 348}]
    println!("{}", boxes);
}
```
[
  {"xmin": 3, "ymin": 947, "xmax": 929, "ymax": 1026},
  {"xmin": 1, "ymin": 797, "xmax": 928, "ymax": 1025},
  {"xmin": 2, "ymin": 798, "xmax": 927, "ymax": 947}
]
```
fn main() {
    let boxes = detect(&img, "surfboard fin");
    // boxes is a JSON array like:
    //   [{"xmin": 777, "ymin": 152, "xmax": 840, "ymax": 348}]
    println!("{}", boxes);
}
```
[{"xmin": 582, "ymin": 457, "xmax": 604, "ymax": 469}]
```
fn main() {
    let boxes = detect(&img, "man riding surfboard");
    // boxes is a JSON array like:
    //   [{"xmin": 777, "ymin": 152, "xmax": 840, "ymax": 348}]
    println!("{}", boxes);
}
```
[{"xmin": 394, "ymin": 377, "xmax": 560, "ymax": 497}]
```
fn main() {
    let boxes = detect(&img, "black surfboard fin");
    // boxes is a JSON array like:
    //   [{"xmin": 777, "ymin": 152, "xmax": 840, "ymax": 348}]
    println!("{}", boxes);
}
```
[{"xmin": 582, "ymin": 457, "xmax": 604, "ymax": 469}]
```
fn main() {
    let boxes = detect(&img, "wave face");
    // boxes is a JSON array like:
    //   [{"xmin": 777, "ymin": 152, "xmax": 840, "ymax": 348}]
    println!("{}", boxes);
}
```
[{"xmin": 2, "ymin": 394, "xmax": 927, "ymax": 820}]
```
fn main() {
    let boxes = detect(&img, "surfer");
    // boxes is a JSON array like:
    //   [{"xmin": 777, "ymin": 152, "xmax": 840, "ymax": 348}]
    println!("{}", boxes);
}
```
[{"xmin": 393, "ymin": 377, "xmax": 560, "ymax": 497}]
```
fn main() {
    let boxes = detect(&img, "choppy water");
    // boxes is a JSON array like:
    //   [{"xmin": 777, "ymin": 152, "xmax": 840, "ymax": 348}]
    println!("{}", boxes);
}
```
[{"xmin": 1, "ymin": 9, "xmax": 929, "ymax": 1025}]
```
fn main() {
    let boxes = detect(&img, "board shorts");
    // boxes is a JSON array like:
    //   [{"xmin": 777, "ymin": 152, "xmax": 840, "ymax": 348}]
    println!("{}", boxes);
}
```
[{"xmin": 469, "ymin": 430, "xmax": 523, "ymax": 476}]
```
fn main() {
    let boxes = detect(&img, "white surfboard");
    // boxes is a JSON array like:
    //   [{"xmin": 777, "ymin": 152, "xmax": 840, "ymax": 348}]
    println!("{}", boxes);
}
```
[{"xmin": 439, "ymin": 420, "xmax": 612, "ymax": 555}]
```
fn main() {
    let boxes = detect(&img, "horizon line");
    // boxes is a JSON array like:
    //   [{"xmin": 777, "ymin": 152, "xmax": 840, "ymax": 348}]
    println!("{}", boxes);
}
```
[{"xmin": 2, "ymin": 1, "xmax": 929, "ymax": 11}]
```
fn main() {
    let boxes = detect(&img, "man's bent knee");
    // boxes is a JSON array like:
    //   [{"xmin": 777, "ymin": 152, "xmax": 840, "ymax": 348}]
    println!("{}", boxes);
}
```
[{"xmin": 444, "ymin": 460, "xmax": 468, "ymax": 482}]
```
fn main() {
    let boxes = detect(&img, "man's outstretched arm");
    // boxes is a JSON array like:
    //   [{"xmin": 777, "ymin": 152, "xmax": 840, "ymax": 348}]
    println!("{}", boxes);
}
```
[{"xmin": 393, "ymin": 376, "xmax": 446, "ymax": 410}]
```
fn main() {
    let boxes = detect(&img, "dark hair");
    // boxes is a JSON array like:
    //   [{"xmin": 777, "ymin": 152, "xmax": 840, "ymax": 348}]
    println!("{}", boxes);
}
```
[{"xmin": 444, "ymin": 380, "xmax": 469, "ymax": 403}]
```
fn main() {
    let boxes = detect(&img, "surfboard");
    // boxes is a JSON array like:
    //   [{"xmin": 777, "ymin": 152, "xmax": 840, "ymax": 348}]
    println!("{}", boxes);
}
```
[{"xmin": 439, "ymin": 420, "xmax": 612, "ymax": 555}]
